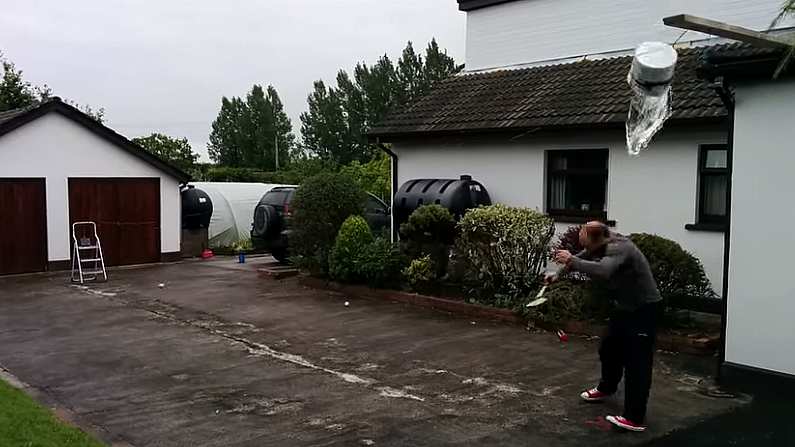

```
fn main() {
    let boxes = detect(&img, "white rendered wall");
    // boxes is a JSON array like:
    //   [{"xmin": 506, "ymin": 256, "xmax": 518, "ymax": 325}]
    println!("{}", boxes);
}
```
[
  {"xmin": 725, "ymin": 80, "xmax": 795, "ymax": 376},
  {"xmin": 465, "ymin": 0, "xmax": 793, "ymax": 70},
  {"xmin": 392, "ymin": 126, "xmax": 726, "ymax": 293},
  {"xmin": 0, "ymin": 113, "xmax": 182, "ymax": 262}
]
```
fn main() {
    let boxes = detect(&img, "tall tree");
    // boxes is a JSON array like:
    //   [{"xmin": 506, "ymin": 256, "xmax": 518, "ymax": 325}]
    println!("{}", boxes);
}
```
[
  {"xmin": 394, "ymin": 41, "xmax": 425, "ymax": 107},
  {"xmin": 208, "ymin": 84, "xmax": 295, "ymax": 169},
  {"xmin": 132, "ymin": 133, "xmax": 199, "ymax": 173},
  {"xmin": 300, "ymin": 39, "xmax": 462, "ymax": 165},
  {"xmin": 208, "ymin": 97, "xmax": 245, "ymax": 166},
  {"xmin": 423, "ymin": 39, "xmax": 463, "ymax": 92},
  {"xmin": 246, "ymin": 84, "xmax": 273, "ymax": 168},
  {"xmin": 267, "ymin": 85, "xmax": 295, "ymax": 169},
  {"xmin": 300, "ymin": 80, "xmax": 353, "ymax": 163},
  {"xmin": 771, "ymin": 0, "xmax": 795, "ymax": 78},
  {"xmin": 0, "ymin": 53, "xmax": 45, "ymax": 112},
  {"xmin": 357, "ymin": 55, "xmax": 398, "ymax": 128}
]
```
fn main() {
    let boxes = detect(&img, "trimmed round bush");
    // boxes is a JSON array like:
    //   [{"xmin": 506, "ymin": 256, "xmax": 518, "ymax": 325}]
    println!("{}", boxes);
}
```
[
  {"xmin": 457, "ymin": 204, "xmax": 555, "ymax": 307},
  {"xmin": 629, "ymin": 233, "xmax": 716, "ymax": 304},
  {"xmin": 357, "ymin": 237, "xmax": 406, "ymax": 288},
  {"xmin": 399, "ymin": 204, "xmax": 456, "ymax": 278},
  {"xmin": 290, "ymin": 173, "xmax": 366, "ymax": 274},
  {"xmin": 329, "ymin": 215, "xmax": 373, "ymax": 282},
  {"xmin": 402, "ymin": 255, "xmax": 435, "ymax": 292}
]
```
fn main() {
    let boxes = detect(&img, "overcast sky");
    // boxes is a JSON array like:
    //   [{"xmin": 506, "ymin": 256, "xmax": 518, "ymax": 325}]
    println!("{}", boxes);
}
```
[{"xmin": 1, "ymin": 0, "xmax": 466, "ymax": 161}]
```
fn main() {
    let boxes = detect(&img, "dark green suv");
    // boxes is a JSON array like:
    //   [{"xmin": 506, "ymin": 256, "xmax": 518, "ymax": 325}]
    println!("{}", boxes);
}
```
[{"xmin": 251, "ymin": 186, "xmax": 390, "ymax": 262}]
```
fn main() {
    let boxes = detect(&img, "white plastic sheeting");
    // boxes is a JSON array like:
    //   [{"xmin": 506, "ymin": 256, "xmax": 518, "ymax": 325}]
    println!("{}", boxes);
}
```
[
  {"xmin": 190, "ymin": 182, "xmax": 293, "ymax": 248},
  {"xmin": 626, "ymin": 42, "xmax": 678, "ymax": 156}
]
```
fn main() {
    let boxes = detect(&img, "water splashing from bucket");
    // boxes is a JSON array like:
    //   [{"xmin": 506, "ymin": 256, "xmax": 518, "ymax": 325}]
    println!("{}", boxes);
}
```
[{"xmin": 626, "ymin": 42, "xmax": 678, "ymax": 156}]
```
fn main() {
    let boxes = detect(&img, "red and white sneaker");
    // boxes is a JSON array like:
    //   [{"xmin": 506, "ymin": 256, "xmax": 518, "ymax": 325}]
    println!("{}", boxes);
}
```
[
  {"xmin": 580, "ymin": 388, "xmax": 611, "ymax": 402},
  {"xmin": 606, "ymin": 415, "xmax": 647, "ymax": 432}
]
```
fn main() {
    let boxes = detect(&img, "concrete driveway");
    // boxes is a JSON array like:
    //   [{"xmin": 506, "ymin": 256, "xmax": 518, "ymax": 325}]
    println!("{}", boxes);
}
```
[{"xmin": 0, "ymin": 258, "xmax": 747, "ymax": 446}]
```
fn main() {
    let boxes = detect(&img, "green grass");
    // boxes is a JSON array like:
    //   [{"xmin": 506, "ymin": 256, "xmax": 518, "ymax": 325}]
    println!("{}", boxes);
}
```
[{"xmin": 0, "ymin": 379, "xmax": 105, "ymax": 447}]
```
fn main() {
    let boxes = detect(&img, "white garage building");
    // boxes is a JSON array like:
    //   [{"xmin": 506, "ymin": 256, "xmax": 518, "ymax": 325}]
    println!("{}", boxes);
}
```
[{"xmin": 0, "ymin": 98, "xmax": 190, "ymax": 275}]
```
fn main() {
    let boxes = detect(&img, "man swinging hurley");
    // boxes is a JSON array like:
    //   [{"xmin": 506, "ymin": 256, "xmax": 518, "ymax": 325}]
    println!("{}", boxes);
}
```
[{"xmin": 550, "ymin": 221, "xmax": 662, "ymax": 432}]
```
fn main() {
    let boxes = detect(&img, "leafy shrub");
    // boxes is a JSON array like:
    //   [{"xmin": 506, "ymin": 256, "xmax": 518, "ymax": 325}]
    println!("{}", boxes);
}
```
[
  {"xmin": 278, "ymin": 157, "xmax": 340, "ymax": 185},
  {"xmin": 520, "ymin": 233, "xmax": 714, "ymax": 325},
  {"xmin": 290, "ymin": 173, "xmax": 366, "ymax": 274},
  {"xmin": 339, "ymin": 152, "xmax": 391, "ymax": 204},
  {"xmin": 403, "ymin": 255, "xmax": 435, "ymax": 292},
  {"xmin": 232, "ymin": 238, "xmax": 253, "ymax": 252},
  {"xmin": 445, "ymin": 245, "xmax": 468, "ymax": 284},
  {"xmin": 329, "ymin": 216, "xmax": 374, "ymax": 282},
  {"xmin": 523, "ymin": 280, "xmax": 612, "ymax": 324},
  {"xmin": 400, "ymin": 205, "xmax": 456, "ymax": 278},
  {"xmin": 457, "ymin": 204, "xmax": 556, "ymax": 307},
  {"xmin": 629, "ymin": 233, "xmax": 717, "ymax": 306},
  {"xmin": 357, "ymin": 237, "xmax": 406, "ymax": 288}
]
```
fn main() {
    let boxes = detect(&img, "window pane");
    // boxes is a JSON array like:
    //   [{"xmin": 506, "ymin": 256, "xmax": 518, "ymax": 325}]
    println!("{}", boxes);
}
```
[
  {"xmin": 365, "ymin": 196, "xmax": 385, "ymax": 213},
  {"xmin": 263, "ymin": 191, "xmax": 288, "ymax": 205},
  {"xmin": 547, "ymin": 149, "xmax": 608, "ymax": 214},
  {"xmin": 703, "ymin": 175, "xmax": 727, "ymax": 216},
  {"xmin": 568, "ymin": 174, "xmax": 606, "ymax": 212},
  {"xmin": 549, "ymin": 174, "xmax": 566, "ymax": 209},
  {"xmin": 705, "ymin": 149, "xmax": 727, "ymax": 169},
  {"xmin": 565, "ymin": 151, "xmax": 607, "ymax": 170},
  {"xmin": 550, "ymin": 153, "xmax": 567, "ymax": 170}
]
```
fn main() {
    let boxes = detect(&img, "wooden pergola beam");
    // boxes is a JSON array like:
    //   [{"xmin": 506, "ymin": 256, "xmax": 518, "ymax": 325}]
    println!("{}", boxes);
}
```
[{"xmin": 663, "ymin": 14, "xmax": 792, "ymax": 48}]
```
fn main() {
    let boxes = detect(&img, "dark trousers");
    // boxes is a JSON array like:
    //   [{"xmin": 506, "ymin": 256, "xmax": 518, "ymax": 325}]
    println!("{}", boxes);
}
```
[{"xmin": 596, "ymin": 302, "xmax": 659, "ymax": 424}]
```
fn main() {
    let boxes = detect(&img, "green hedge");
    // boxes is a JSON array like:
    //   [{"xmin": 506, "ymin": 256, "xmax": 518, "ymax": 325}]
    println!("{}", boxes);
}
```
[
  {"xmin": 329, "ymin": 216, "xmax": 374, "ymax": 282},
  {"xmin": 457, "ymin": 204, "xmax": 555, "ymax": 308},
  {"xmin": 329, "ymin": 215, "xmax": 405, "ymax": 287},
  {"xmin": 290, "ymin": 173, "xmax": 366, "ymax": 274}
]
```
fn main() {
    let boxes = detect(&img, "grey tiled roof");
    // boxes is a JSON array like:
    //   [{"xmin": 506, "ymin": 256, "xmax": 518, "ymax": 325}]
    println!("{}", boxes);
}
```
[{"xmin": 369, "ymin": 44, "xmax": 751, "ymax": 138}]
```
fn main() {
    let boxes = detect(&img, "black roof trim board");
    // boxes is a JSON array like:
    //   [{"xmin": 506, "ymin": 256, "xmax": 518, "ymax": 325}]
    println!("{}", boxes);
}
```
[
  {"xmin": 0, "ymin": 98, "xmax": 191, "ymax": 182},
  {"xmin": 458, "ymin": 0, "xmax": 520, "ymax": 11},
  {"xmin": 368, "ymin": 115, "xmax": 727, "ymax": 143}
]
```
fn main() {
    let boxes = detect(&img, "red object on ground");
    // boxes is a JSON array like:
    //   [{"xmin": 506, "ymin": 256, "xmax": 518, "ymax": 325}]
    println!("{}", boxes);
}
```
[
  {"xmin": 584, "ymin": 416, "xmax": 613, "ymax": 432},
  {"xmin": 557, "ymin": 329, "xmax": 569, "ymax": 342},
  {"xmin": 201, "ymin": 249, "xmax": 214, "ymax": 259}
]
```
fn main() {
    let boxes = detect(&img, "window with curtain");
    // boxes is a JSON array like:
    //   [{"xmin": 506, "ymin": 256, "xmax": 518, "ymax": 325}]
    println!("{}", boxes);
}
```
[
  {"xmin": 546, "ymin": 149, "xmax": 608, "ymax": 221},
  {"xmin": 698, "ymin": 144, "xmax": 729, "ymax": 225}
]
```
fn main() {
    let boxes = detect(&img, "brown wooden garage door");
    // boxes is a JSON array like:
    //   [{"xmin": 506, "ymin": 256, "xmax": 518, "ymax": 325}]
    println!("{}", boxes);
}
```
[
  {"xmin": 0, "ymin": 179, "xmax": 48, "ymax": 275},
  {"xmin": 68, "ymin": 178, "xmax": 160, "ymax": 266}
]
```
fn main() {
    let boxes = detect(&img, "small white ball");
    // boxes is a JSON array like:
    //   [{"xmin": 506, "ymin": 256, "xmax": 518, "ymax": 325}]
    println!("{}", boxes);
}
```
[{"xmin": 344, "ymin": 301, "xmax": 350, "ymax": 307}]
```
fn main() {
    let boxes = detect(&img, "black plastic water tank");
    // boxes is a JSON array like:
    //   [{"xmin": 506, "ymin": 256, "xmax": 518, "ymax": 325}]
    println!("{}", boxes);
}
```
[
  {"xmin": 394, "ymin": 175, "xmax": 491, "ymax": 226},
  {"xmin": 181, "ymin": 185, "xmax": 213, "ymax": 229}
]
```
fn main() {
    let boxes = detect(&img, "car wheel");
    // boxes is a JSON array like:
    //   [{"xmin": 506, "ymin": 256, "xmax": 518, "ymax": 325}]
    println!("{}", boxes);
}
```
[{"xmin": 253, "ymin": 204, "xmax": 279, "ymax": 238}]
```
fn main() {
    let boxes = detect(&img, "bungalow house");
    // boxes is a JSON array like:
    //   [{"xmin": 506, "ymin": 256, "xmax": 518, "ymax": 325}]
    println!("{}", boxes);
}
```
[
  {"xmin": 0, "ymin": 98, "xmax": 190, "ymax": 275},
  {"xmin": 696, "ymin": 36, "xmax": 795, "ymax": 383},
  {"xmin": 370, "ymin": 0, "xmax": 794, "ymax": 297}
]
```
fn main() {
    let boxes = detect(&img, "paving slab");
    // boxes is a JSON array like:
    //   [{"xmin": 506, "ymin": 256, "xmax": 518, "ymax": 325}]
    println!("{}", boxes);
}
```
[{"xmin": 0, "ymin": 259, "xmax": 749, "ymax": 446}]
